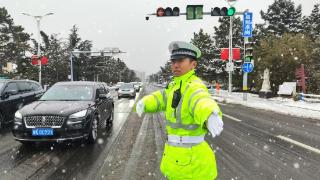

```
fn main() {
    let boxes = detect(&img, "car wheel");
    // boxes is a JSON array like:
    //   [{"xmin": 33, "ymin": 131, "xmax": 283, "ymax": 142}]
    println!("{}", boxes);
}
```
[
  {"xmin": 87, "ymin": 114, "xmax": 99, "ymax": 144},
  {"xmin": 118, "ymin": 96, "xmax": 121, "ymax": 100},
  {"xmin": 107, "ymin": 108, "xmax": 114, "ymax": 127}
]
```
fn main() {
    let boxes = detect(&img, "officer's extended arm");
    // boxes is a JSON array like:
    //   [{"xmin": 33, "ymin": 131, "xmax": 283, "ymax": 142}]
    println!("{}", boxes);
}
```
[{"xmin": 136, "ymin": 90, "xmax": 166, "ymax": 117}]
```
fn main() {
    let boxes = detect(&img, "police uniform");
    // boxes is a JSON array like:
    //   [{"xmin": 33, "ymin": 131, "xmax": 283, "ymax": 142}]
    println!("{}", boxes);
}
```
[{"xmin": 136, "ymin": 41, "xmax": 223, "ymax": 180}]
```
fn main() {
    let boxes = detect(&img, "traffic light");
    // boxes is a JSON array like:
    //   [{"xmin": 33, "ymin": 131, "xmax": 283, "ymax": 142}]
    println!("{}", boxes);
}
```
[
  {"xmin": 211, "ymin": 7, "xmax": 236, "ymax": 16},
  {"xmin": 244, "ymin": 42, "xmax": 253, "ymax": 63},
  {"xmin": 186, "ymin": 5, "xmax": 203, "ymax": 20},
  {"xmin": 156, "ymin": 7, "xmax": 180, "ymax": 17}
]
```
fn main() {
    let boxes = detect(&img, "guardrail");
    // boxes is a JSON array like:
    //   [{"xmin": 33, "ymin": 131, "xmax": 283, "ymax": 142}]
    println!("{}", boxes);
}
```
[{"xmin": 298, "ymin": 93, "xmax": 320, "ymax": 103}]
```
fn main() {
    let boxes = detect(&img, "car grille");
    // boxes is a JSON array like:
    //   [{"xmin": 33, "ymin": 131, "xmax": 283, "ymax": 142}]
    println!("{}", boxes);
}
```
[{"xmin": 25, "ymin": 115, "xmax": 65, "ymax": 128}]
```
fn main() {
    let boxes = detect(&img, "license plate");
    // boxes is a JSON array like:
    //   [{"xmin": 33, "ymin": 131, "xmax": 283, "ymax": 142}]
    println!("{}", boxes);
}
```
[{"xmin": 32, "ymin": 128, "xmax": 54, "ymax": 136}]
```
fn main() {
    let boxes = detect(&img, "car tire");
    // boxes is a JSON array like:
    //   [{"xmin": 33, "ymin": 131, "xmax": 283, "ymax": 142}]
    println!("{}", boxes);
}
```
[
  {"xmin": 107, "ymin": 108, "xmax": 114, "ymax": 127},
  {"xmin": 118, "ymin": 96, "xmax": 121, "ymax": 100},
  {"xmin": 87, "ymin": 114, "xmax": 99, "ymax": 144}
]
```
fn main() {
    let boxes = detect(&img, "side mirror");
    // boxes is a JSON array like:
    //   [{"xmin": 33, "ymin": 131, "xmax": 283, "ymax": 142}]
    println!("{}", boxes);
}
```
[
  {"xmin": 1, "ymin": 92, "xmax": 9, "ymax": 99},
  {"xmin": 1, "ymin": 89, "xmax": 17, "ymax": 99}
]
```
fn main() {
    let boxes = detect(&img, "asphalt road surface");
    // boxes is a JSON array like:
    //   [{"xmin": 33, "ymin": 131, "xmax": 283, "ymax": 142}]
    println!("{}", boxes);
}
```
[{"xmin": 0, "ymin": 85, "xmax": 319, "ymax": 180}]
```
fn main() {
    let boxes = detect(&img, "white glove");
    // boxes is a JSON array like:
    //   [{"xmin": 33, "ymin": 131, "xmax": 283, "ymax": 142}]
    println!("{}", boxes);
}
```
[
  {"xmin": 136, "ymin": 100, "xmax": 145, "ymax": 117},
  {"xmin": 207, "ymin": 112, "xmax": 223, "ymax": 138}
]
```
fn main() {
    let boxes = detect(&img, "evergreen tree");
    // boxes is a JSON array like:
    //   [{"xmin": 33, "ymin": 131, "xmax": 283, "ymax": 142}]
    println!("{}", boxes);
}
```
[
  {"xmin": 252, "ymin": 33, "xmax": 313, "ymax": 93},
  {"xmin": 260, "ymin": 0, "xmax": 303, "ymax": 36},
  {"xmin": 191, "ymin": 29, "xmax": 215, "ymax": 82},
  {"xmin": 303, "ymin": 4, "xmax": 320, "ymax": 41},
  {"xmin": 0, "ymin": 7, "xmax": 30, "ymax": 77}
]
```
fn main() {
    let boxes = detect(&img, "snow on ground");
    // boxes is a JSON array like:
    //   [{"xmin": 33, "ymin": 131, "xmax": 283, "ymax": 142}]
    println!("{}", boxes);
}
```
[{"xmin": 211, "ymin": 90, "xmax": 320, "ymax": 120}]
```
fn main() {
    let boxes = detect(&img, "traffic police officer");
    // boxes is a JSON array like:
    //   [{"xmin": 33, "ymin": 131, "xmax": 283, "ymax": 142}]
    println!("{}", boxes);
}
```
[{"xmin": 136, "ymin": 41, "xmax": 223, "ymax": 179}]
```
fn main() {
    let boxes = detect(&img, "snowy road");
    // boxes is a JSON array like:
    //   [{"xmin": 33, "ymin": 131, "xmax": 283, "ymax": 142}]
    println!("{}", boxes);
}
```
[
  {"xmin": 214, "ymin": 102, "xmax": 320, "ymax": 180},
  {"xmin": 0, "ymin": 85, "xmax": 319, "ymax": 180}
]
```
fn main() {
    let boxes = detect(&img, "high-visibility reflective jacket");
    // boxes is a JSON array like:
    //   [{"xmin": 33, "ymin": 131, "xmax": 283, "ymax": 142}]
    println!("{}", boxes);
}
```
[
  {"xmin": 142, "ymin": 69, "xmax": 222, "ymax": 136},
  {"xmin": 141, "ymin": 69, "xmax": 222, "ymax": 179}
]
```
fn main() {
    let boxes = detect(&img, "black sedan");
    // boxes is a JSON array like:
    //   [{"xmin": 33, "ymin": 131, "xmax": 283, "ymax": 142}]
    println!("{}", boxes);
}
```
[{"xmin": 12, "ymin": 81, "xmax": 114, "ymax": 145}]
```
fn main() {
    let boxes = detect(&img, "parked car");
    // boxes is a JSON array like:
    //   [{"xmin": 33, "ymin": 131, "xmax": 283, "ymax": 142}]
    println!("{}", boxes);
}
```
[
  {"xmin": 0, "ymin": 79, "xmax": 44, "ymax": 128},
  {"xmin": 12, "ymin": 81, "xmax": 114, "ymax": 145},
  {"xmin": 117, "ymin": 83, "xmax": 136, "ymax": 99}
]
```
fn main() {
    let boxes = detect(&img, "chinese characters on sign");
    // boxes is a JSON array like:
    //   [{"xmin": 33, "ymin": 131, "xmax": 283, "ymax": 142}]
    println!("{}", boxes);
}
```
[{"xmin": 242, "ymin": 12, "xmax": 253, "ymax": 37}]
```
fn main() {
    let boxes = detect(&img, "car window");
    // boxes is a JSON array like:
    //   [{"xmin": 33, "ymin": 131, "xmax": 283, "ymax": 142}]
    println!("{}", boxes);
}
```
[
  {"xmin": 3, "ymin": 82, "xmax": 19, "ymax": 95},
  {"xmin": 17, "ymin": 81, "xmax": 33, "ymax": 93},
  {"xmin": 40, "ymin": 85, "xmax": 94, "ymax": 101},
  {"xmin": 30, "ymin": 82, "xmax": 42, "ymax": 91},
  {"xmin": 120, "ymin": 83, "xmax": 133, "ymax": 89}
]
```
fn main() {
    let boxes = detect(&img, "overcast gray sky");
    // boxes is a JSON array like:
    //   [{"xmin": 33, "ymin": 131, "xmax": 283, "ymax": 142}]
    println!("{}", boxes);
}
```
[{"xmin": 0, "ymin": 0, "xmax": 318, "ymax": 75}]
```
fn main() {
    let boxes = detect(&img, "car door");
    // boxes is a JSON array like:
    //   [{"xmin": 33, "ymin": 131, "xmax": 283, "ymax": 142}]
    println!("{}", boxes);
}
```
[
  {"xmin": 16, "ymin": 81, "xmax": 34, "ymax": 106},
  {"xmin": 0, "ymin": 82, "xmax": 22, "ymax": 120}
]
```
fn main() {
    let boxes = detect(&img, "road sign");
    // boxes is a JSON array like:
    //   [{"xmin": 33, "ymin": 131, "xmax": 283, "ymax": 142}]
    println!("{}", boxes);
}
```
[
  {"xmin": 243, "ymin": 12, "xmax": 253, "ymax": 37},
  {"xmin": 220, "ymin": 48, "xmax": 241, "ymax": 60},
  {"xmin": 226, "ymin": 62, "xmax": 234, "ymax": 72},
  {"xmin": 242, "ymin": 62, "xmax": 253, "ymax": 73}
]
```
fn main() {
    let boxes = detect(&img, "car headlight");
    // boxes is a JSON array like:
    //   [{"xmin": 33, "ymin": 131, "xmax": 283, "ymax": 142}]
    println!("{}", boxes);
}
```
[
  {"xmin": 69, "ymin": 109, "xmax": 87, "ymax": 119},
  {"xmin": 15, "ymin": 111, "xmax": 22, "ymax": 119}
]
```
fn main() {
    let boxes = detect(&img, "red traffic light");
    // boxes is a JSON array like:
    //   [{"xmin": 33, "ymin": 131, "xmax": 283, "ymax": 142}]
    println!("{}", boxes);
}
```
[
  {"xmin": 157, "ymin": 7, "xmax": 180, "ymax": 17},
  {"xmin": 31, "ymin": 59, "xmax": 38, "ymax": 65},
  {"xmin": 41, "ymin": 56, "xmax": 48, "ymax": 65},
  {"xmin": 157, "ymin": 7, "xmax": 165, "ymax": 17}
]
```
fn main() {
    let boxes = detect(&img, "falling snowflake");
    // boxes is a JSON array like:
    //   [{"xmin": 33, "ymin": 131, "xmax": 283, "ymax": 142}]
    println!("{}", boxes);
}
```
[
  {"xmin": 98, "ymin": 138, "xmax": 104, "ymax": 144},
  {"xmin": 263, "ymin": 145, "xmax": 270, "ymax": 151},
  {"xmin": 62, "ymin": 169, "xmax": 66, "ymax": 173},
  {"xmin": 293, "ymin": 163, "xmax": 300, "ymax": 169}
]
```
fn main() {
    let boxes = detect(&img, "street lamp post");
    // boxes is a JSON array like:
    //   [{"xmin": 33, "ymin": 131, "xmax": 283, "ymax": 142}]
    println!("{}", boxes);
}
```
[{"xmin": 22, "ymin": 12, "xmax": 54, "ymax": 85}]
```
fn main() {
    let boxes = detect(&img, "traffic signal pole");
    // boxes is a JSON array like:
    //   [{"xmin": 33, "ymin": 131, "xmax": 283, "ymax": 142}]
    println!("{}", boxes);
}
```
[
  {"xmin": 146, "ymin": 3, "xmax": 250, "ymax": 96},
  {"xmin": 243, "ymin": 37, "xmax": 248, "ymax": 101},
  {"xmin": 228, "ymin": 15, "xmax": 233, "ymax": 95}
]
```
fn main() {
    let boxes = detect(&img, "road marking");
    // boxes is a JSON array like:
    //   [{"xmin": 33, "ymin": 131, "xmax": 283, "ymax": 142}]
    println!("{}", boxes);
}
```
[
  {"xmin": 223, "ymin": 114, "xmax": 242, "ymax": 122},
  {"xmin": 277, "ymin": 135, "xmax": 320, "ymax": 155}
]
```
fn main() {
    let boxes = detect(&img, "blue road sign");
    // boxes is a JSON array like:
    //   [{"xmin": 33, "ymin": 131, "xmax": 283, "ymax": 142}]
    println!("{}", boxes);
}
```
[
  {"xmin": 243, "ymin": 12, "xmax": 253, "ymax": 37},
  {"xmin": 242, "ymin": 62, "xmax": 253, "ymax": 73}
]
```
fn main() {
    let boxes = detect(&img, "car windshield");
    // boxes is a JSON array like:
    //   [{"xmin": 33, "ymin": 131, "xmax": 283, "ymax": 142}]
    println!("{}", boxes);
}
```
[
  {"xmin": 120, "ymin": 83, "xmax": 133, "ymax": 89},
  {"xmin": 40, "ymin": 85, "xmax": 93, "ymax": 101}
]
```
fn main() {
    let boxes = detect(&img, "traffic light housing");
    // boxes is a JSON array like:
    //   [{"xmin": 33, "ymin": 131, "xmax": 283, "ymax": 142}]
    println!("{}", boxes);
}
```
[
  {"xmin": 157, "ymin": 7, "xmax": 180, "ymax": 17},
  {"xmin": 244, "ymin": 42, "xmax": 253, "ymax": 63},
  {"xmin": 211, "ymin": 7, "xmax": 236, "ymax": 16},
  {"xmin": 186, "ymin": 5, "xmax": 203, "ymax": 20}
]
